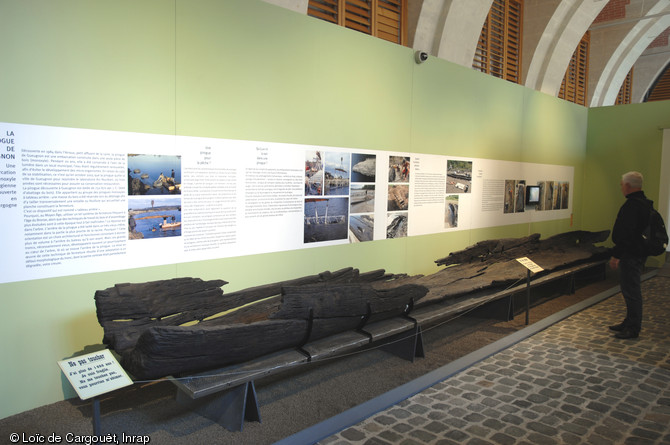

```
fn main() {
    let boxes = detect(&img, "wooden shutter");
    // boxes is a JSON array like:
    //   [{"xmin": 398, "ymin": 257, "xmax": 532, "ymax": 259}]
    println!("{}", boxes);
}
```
[
  {"xmin": 308, "ymin": 0, "xmax": 407, "ymax": 46},
  {"xmin": 376, "ymin": 0, "xmax": 404, "ymax": 44},
  {"xmin": 344, "ymin": 0, "xmax": 372, "ymax": 34},
  {"xmin": 646, "ymin": 64, "xmax": 670, "ymax": 102},
  {"xmin": 308, "ymin": 0, "xmax": 339, "ymax": 24},
  {"xmin": 559, "ymin": 32, "xmax": 589, "ymax": 106},
  {"xmin": 473, "ymin": 0, "xmax": 523, "ymax": 84},
  {"xmin": 615, "ymin": 68, "xmax": 633, "ymax": 105}
]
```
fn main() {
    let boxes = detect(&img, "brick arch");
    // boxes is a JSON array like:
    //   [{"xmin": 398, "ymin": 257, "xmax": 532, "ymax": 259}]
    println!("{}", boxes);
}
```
[
  {"xmin": 635, "ymin": 28, "xmax": 670, "ymax": 102},
  {"xmin": 524, "ymin": 0, "xmax": 607, "ymax": 96},
  {"xmin": 413, "ymin": 0, "xmax": 493, "ymax": 67},
  {"xmin": 590, "ymin": 7, "xmax": 670, "ymax": 106},
  {"xmin": 642, "ymin": 57, "xmax": 670, "ymax": 100}
]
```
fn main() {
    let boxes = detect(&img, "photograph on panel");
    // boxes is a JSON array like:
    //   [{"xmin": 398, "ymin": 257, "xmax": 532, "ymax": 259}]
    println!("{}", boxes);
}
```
[
  {"xmin": 128, "ymin": 196, "xmax": 182, "ymax": 240},
  {"xmin": 504, "ymin": 179, "xmax": 515, "ymax": 214},
  {"xmin": 305, "ymin": 150, "xmax": 324, "ymax": 196},
  {"xmin": 446, "ymin": 160, "xmax": 472, "ymax": 193},
  {"xmin": 515, "ymin": 180, "xmax": 526, "ymax": 213},
  {"xmin": 349, "ymin": 214, "xmax": 374, "ymax": 243},
  {"xmin": 388, "ymin": 156, "xmax": 410, "ymax": 183},
  {"xmin": 387, "ymin": 184, "xmax": 409, "ymax": 211},
  {"xmin": 350, "ymin": 184, "xmax": 375, "ymax": 213},
  {"xmin": 324, "ymin": 152, "xmax": 350, "ymax": 196},
  {"xmin": 552, "ymin": 181, "xmax": 562, "ymax": 209},
  {"xmin": 128, "ymin": 154, "xmax": 181, "ymax": 195},
  {"xmin": 351, "ymin": 153, "xmax": 376, "ymax": 183},
  {"xmin": 544, "ymin": 181, "xmax": 555, "ymax": 210},
  {"xmin": 445, "ymin": 195, "xmax": 459, "ymax": 228},
  {"xmin": 304, "ymin": 197, "xmax": 349, "ymax": 243},
  {"xmin": 386, "ymin": 212, "xmax": 408, "ymax": 239},
  {"xmin": 559, "ymin": 182, "xmax": 570, "ymax": 209},
  {"xmin": 535, "ymin": 182, "xmax": 547, "ymax": 210}
]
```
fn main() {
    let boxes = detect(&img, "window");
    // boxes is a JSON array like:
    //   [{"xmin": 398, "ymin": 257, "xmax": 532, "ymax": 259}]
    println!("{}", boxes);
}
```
[
  {"xmin": 558, "ymin": 32, "xmax": 589, "ymax": 106},
  {"xmin": 615, "ymin": 68, "xmax": 633, "ymax": 105},
  {"xmin": 307, "ymin": 0, "xmax": 407, "ymax": 46},
  {"xmin": 645, "ymin": 63, "xmax": 670, "ymax": 102},
  {"xmin": 473, "ymin": 0, "xmax": 523, "ymax": 84}
]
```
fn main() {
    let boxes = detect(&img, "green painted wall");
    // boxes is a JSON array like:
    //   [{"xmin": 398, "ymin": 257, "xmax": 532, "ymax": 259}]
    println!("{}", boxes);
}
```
[
  {"xmin": 0, "ymin": 0, "xmax": 597, "ymax": 418},
  {"xmin": 583, "ymin": 101, "xmax": 670, "ymax": 268}
]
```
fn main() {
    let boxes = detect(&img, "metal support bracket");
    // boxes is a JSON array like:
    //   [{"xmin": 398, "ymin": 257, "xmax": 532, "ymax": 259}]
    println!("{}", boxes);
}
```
[
  {"xmin": 380, "ymin": 321, "xmax": 425, "ymax": 362},
  {"xmin": 465, "ymin": 294, "xmax": 514, "ymax": 322},
  {"xmin": 176, "ymin": 381, "xmax": 261, "ymax": 432},
  {"xmin": 92, "ymin": 398, "xmax": 101, "ymax": 436}
]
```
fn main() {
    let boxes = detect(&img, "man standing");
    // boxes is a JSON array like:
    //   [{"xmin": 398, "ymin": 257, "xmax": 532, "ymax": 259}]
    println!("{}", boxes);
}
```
[{"xmin": 609, "ymin": 171, "xmax": 651, "ymax": 339}]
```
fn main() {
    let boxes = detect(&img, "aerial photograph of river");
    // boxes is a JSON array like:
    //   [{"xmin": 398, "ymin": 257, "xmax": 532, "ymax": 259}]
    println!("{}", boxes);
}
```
[
  {"xmin": 128, "ymin": 154, "xmax": 181, "ymax": 196},
  {"xmin": 128, "ymin": 196, "xmax": 182, "ymax": 239}
]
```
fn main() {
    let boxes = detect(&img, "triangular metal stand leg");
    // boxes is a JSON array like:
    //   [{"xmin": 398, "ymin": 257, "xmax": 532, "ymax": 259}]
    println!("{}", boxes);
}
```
[
  {"xmin": 567, "ymin": 274, "xmax": 576, "ymax": 294},
  {"xmin": 176, "ymin": 381, "xmax": 261, "ymax": 432},
  {"xmin": 465, "ymin": 294, "xmax": 514, "ymax": 321},
  {"xmin": 414, "ymin": 325, "xmax": 425, "ymax": 359},
  {"xmin": 381, "ymin": 324, "xmax": 425, "ymax": 362},
  {"xmin": 92, "ymin": 398, "xmax": 101, "ymax": 436},
  {"xmin": 244, "ymin": 381, "xmax": 261, "ymax": 423}
]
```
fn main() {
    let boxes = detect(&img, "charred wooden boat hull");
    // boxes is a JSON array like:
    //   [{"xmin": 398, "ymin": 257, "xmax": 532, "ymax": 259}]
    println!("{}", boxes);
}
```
[
  {"xmin": 99, "ymin": 276, "xmax": 427, "ymax": 379},
  {"xmin": 95, "ymin": 230, "xmax": 611, "ymax": 380}
]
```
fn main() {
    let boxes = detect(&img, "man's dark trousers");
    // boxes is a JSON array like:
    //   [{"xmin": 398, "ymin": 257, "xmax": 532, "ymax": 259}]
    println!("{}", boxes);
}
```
[{"xmin": 619, "ymin": 257, "xmax": 645, "ymax": 334}]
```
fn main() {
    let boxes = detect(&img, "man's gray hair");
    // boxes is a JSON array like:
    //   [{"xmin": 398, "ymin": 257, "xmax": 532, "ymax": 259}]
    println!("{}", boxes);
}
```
[{"xmin": 622, "ymin": 171, "xmax": 643, "ymax": 189}]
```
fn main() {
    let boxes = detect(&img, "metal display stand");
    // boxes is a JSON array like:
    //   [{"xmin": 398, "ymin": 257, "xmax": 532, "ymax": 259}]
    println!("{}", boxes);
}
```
[
  {"xmin": 92, "ymin": 398, "xmax": 101, "ymax": 436},
  {"xmin": 525, "ymin": 269, "xmax": 532, "ymax": 325},
  {"xmin": 379, "ymin": 321, "xmax": 425, "ymax": 362},
  {"xmin": 464, "ymin": 294, "xmax": 515, "ymax": 322},
  {"xmin": 166, "ymin": 259, "xmax": 606, "ymax": 432},
  {"xmin": 176, "ymin": 381, "xmax": 261, "ymax": 432}
]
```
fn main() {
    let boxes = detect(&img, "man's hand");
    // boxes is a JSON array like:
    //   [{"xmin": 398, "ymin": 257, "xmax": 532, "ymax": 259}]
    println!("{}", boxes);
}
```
[{"xmin": 609, "ymin": 257, "xmax": 620, "ymax": 270}]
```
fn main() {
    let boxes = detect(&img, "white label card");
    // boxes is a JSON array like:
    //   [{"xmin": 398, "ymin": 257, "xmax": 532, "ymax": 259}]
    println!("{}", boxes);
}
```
[
  {"xmin": 516, "ymin": 257, "xmax": 544, "ymax": 273},
  {"xmin": 58, "ymin": 349, "xmax": 132, "ymax": 400}
]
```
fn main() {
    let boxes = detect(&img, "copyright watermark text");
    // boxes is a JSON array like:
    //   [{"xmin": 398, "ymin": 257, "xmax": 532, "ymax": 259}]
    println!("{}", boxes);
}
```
[{"xmin": 8, "ymin": 432, "xmax": 150, "ymax": 444}]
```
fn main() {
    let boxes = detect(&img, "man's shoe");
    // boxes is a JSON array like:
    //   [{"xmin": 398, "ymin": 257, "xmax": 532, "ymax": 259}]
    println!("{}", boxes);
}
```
[
  {"xmin": 609, "ymin": 323, "xmax": 626, "ymax": 332},
  {"xmin": 615, "ymin": 328, "xmax": 639, "ymax": 339}
]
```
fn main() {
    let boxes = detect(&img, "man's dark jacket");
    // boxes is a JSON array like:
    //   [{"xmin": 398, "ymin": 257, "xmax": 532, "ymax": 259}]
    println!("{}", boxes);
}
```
[{"xmin": 611, "ymin": 190, "xmax": 652, "ymax": 259}]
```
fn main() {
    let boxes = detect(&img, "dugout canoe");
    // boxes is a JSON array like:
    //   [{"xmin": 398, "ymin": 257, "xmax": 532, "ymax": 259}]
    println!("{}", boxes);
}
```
[{"xmin": 94, "ymin": 230, "xmax": 611, "ymax": 380}]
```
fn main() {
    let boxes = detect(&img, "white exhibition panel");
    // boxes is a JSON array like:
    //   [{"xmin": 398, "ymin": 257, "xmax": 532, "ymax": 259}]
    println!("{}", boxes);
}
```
[{"xmin": 0, "ymin": 122, "xmax": 573, "ymax": 284}]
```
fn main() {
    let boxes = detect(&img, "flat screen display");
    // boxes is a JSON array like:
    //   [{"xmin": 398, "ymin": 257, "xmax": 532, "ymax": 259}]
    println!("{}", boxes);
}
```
[{"xmin": 526, "ymin": 185, "xmax": 540, "ymax": 204}]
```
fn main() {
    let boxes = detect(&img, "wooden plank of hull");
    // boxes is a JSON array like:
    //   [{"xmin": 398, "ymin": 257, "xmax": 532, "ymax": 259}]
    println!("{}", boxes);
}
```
[
  {"xmin": 418, "ymin": 230, "xmax": 611, "ymax": 306},
  {"xmin": 124, "ymin": 316, "xmax": 377, "ymax": 380},
  {"xmin": 199, "ymin": 297, "xmax": 281, "ymax": 326},
  {"xmin": 97, "ymin": 268, "xmax": 402, "ymax": 355},
  {"xmin": 434, "ymin": 234, "xmax": 540, "ymax": 266},
  {"xmin": 417, "ymin": 246, "xmax": 610, "ymax": 306},
  {"xmin": 270, "ymin": 283, "xmax": 428, "ymax": 320},
  {"xmin": 309, "ymin": 317, "xmax": 367, "ymax": 342},
  {"xmin": 123, "ymin": 320, "xmax": 309, "ymax": 380},
  {"xmin": 434, "ymin": 230, "xmax": 609, "ymax": 267},
  {"xmin": 95, "ymin": 278, "xmax": 228, "ymax": 323},
  {"xmin": 118, "ymin": 283, "xmax": 428, "ymax": 380}
]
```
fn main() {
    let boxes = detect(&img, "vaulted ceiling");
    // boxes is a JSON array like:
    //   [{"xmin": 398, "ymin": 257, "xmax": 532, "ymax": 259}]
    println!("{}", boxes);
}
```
[{"xmin": 264, "ymin": 0, "xmax": 670, "ymax": 107}]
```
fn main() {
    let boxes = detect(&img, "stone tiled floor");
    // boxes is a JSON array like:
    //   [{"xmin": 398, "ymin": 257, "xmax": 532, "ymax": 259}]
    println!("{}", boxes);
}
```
[{"xmin": 321, "ymin": 275, "xmax": 670, "ymax": 445}]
